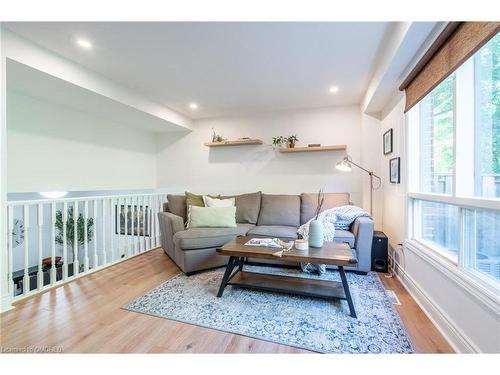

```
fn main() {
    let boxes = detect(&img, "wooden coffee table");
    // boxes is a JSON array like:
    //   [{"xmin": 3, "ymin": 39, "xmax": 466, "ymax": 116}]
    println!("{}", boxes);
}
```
[{"xmin": 216, "ymin": 236, "xmax": 358, "ymax": 318}]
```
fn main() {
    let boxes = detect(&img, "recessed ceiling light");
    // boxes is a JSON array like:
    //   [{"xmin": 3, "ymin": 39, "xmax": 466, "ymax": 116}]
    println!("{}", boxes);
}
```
[
  {"xmin": 189, "ymin": 103, "xmax": 199, "ymax": 110},
  {"xmin": 76, "ymin": 39, "xmax": 92, "ymax": 49},
  {"xmin": 329, "ymin": 86, "xmax": 339, "ymax": 94}
]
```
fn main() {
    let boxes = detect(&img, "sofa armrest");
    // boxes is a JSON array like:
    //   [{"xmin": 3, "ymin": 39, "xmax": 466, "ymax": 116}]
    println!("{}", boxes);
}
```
[
  {"xmin": 158, "ymin": 212, "xmax": 185, "ymax": 257},
  {"xmin": 350, "ymin": 216, "xmax": 374, "ymax": 272}
]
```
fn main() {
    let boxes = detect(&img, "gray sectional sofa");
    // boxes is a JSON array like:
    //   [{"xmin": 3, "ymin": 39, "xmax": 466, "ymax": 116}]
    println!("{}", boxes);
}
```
[{"xmin": 158, "ymin": 192, "xmax": 374, "ymax": 275}]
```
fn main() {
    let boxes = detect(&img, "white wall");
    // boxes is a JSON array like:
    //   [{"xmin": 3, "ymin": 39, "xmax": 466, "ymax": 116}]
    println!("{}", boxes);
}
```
[
  {"xmin": 7, "ymin": 91, "xmax": 158, "ymax": 192},
  {"xmin": 360, "ymin": 113, "xmax": 384, "ymax": 230},
  {"xmin": 156, "ymin": 106, "xmax": 365, "ymax": 206},
  {"xmin": 1, "ymin": 26, "xmax": 13, "ymax": 312},
  {"xmin": 380, "ymin": 96, "xmax": 500, "ymax": 353},
  {"xmin": 380, "ymin": 97, "xmax": 406, "ymax": 244}
]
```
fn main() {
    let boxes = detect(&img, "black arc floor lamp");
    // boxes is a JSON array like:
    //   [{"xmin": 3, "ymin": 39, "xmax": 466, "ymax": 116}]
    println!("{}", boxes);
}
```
[{"xmin": 335, "ymin": 155, "xmax": 381, "ymax": 216}]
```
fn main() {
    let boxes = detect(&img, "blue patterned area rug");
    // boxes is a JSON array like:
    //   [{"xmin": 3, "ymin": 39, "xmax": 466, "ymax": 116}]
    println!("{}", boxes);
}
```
[{"xmin": 124, "ymin": 265, "xmax": 414, "ymax": 353}]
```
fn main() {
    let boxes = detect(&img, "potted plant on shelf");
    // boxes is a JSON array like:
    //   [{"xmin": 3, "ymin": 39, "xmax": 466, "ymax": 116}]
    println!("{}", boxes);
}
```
[
  {"xmin": 287, "ymin": 135, "xmax": 299, "ymax": 148},
  {"xmin": 272, "ymin": 136, "xmax": 285, "ymax": 148}
]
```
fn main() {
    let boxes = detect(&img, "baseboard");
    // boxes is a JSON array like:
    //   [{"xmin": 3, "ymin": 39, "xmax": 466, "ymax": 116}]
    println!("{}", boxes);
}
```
[
  {"xmin": 0, "ymin": 293, "xmax": 14, "ymax": 314},
  {"xmin": 392, "ymin": 259, "xmax": 481, "ymax": 353}
]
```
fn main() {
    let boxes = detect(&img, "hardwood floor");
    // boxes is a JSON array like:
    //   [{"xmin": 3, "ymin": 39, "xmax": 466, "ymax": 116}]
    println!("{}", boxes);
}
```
[{"xmin": 0, "ymin": 248, "xmax": 454, "ymax": 353}]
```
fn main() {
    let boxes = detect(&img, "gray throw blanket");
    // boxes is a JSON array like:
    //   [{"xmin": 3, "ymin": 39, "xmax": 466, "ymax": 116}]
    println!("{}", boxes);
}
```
[{"xmin": 298, "ymin": 205, "xmax": 370, "ymax": 275}]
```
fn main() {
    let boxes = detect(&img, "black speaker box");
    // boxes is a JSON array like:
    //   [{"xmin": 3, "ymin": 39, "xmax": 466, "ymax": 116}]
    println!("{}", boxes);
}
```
[{"xmin": 371, "ymin": 231, "xmax": 388, "ymax": 273}]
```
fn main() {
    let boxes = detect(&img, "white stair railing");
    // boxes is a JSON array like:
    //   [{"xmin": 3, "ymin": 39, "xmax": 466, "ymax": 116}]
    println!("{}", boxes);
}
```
[{"xmin": 6, "ymin": 192, "xmax": 168, "ymax": 302}]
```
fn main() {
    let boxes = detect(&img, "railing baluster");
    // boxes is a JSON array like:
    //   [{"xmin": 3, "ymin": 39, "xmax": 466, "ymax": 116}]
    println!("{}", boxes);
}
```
[
  {"xmin": 37, "ymin": 204, "xmax": 44, "ymax": 290},
  {"xmin": 148, "ymin": 195, "xmax": 153, "ymax": 250},
  {"xmin": 132, "ymin": 197, "xmax": 137, "ymax": 255},
  {"xmin": 124, "ymin": 197, "xmax": 129, "ymax": 257},
  {"xmin": 117, "ymin": 198, "xmax": 121, "ymax": 260},
  {"xmin": 23, "ymin": 205, "xmax": 30, "ymax": 296},
  {"xmin": 141, "ymin": 195, "xmax": 146, "ymax": 252},
  {"xmin": 137, "ymin": 196, "xmax": 141, "ymax": 253},
  {"xmin": 156, "ymin": 195, "xmax": 161, "ymax": 247},
  {"xmin": 8, "ymin": 206, "xmax": 15, "ymax": 297},
  {"xmin": 93, "ymin": 200, "xmax": 98, "ymax": 269},
  {"xmin": 136, "ymin": 196, "xmax": 140, "ymax": 253},
  {"xmin": 50, "ymin": 203, "xmax": 56, "ymax": 285},
  {"xmin": 150, "ymin": 196, "xmax": 155, "ymax": 248},
  {"xmin": 109, "ymin": 198, "xmax": 114, "ymax": 263},
  {"xmin": 101, "ymin": 199, "xmax": 107, "ymax": 266},
  {"xmin": 62, "ymin": 202, "xmax": 68, "ymax": 280},
  {"xmin": 132, "ymin": 197, "xmax": 136, "ymax": 255},
  {"xmin": 83, "ymin": 201, "xmax": 89, "ymax": 273},
  {"xmin": 73, "ymin": 201, "xmax": 79, "ymax": 277}
]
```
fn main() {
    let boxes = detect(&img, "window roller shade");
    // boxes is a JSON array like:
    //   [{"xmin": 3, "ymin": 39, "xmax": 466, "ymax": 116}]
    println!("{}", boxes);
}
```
[{"xmin": 401, "ymin": 22, "xmax": 500, "ymax": 113}]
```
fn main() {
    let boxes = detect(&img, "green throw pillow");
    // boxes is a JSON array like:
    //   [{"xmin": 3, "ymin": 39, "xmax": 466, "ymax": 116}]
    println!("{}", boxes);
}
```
[
  {"xmin": 185, "ymin": 191, "xmax": 205, "ymax": 207},
  {"xmin": 187, "ymin": 206, "xmax": 237, "ymax": 228}
]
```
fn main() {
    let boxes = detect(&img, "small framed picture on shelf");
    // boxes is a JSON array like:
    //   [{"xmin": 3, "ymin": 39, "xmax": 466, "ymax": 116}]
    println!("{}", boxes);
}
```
[
  {"xmin": 383, "ymin": 128, "xmax": 393, "ymax": 155},
  {"xmin": 389, "ymin": 157, "xmax": 400, "ymax": 184}
]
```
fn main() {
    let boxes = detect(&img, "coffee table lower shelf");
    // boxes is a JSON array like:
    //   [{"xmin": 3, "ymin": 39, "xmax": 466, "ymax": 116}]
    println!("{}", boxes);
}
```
[
  {"xmin": 216, "ymin": 256, "xmax": 357, "ymax": 318},
  {"xmin": 228, "ymin": 271, "xmax": 347, "ymax": 300}
]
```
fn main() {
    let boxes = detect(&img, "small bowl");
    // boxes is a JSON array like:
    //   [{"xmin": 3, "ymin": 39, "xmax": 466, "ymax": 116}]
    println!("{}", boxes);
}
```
[{"xmin": 294, "ymin": 239, "xmax": 309, "ymax": 251}]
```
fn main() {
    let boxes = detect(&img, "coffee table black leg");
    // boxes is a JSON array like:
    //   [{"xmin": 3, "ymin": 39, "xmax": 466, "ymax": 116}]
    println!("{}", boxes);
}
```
[
  {"xmin": 339, "ymin": 266, "xmax": 357, "ymax": 318},
  {"xmin": 217, "ymin": 256, "xmax": 237, "ymax": 297},
  {"xmin": 238, "ymin": 257, "xmax": 245, "ymax": 271}
]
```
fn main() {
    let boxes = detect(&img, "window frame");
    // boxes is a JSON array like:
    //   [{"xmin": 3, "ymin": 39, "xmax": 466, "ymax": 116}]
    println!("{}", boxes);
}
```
[{"xmin": 405, "ymin": 39, "xmax": 500, "ymax": 289}]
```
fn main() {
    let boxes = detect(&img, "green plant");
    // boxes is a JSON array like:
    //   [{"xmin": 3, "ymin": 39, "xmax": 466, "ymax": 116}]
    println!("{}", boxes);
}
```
[
  {"xmin": 55, "ymin": 206, "xmax": 94, "ymax": 265},
  {"xmin": 287, "ymin": 135, "xmax": 299, "ymax": 146},
  {"xmin": 272, "ymin": 135, "xmax": 285, "ymax": 147}
]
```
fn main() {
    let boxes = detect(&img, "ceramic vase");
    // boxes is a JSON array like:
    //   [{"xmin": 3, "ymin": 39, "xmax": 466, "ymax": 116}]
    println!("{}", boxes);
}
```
[{"xmin": 308, "ymin": 220, "xmax": 324, "ymax": 248}]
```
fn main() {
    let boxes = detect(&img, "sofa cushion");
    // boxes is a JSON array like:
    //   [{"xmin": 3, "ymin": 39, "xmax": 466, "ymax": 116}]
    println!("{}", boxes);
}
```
[
  {"xmin": 221, "ymin": 191, "xmax": 262, "ymax": 224},
  {"xmin": 174, "ymin": 224, "xmax": 255, "ymax": 250},
  {"xmin": 300, "ymin": 192, "xmax": 350, "ymax": 224},
  {"xmin": 257, "ymin": 194, "xmax": 300, "ymax": 227},
  {"xmin": 334, "ymin": 229, "xmax": 355, "ymax": 248},
  {"xmin": 166, "ymin": 194, "xmax": 187, "ymax": 221},
  {"xmin": 185, "ymin": 191, "xmax": 205, "ymax": 208},
  {"xmin": 187, "ymin": 206, "xmax": 237, "ymax": 228},
  {"xmin": 203, "ymin": 195, "xmax": 235, "ymax": 207},
  {"xmin": 248, "ymin": 225, "xmax": 298, "ymax": 240}
]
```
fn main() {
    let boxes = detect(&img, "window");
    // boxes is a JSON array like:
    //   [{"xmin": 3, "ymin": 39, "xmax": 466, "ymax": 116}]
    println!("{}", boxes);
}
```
[
  {"xmin": 474, "ymin": 35, "xmax": 500, "ymax": 199},
  {"xmin": 463, "ymin": 209, "xmax": 500, "ymax": 281},
  {"xmin": 419, "ymin": 75, "xmax": 455, "ymax": 195},
  {"xmin": 413, "ymin": 200, "xmax": 459, "ymax": 260},
  {"xmin": 408, "ymin": 32, "xmax": 500, "ymax": 286}
]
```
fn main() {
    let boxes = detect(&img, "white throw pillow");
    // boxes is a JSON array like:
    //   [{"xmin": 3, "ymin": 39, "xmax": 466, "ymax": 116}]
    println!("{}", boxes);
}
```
[
  {"xmin": 187, "ymin": 206, "xmax": 237, "ymax": 228},
  {"xmin": 203, "ymin": 195, "xmax": 235, "ymax": 207}
]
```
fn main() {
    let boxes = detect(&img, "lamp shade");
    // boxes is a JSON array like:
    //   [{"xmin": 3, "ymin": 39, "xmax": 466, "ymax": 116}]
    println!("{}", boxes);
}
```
[{"xmin": 335, "ymin": 157, "xmax": 352, "ymax": 172}]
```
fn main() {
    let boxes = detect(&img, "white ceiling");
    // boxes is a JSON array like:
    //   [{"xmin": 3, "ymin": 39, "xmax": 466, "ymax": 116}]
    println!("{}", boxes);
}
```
[
  {"xmin": 6, "ymin": 60, "xmax": 186, "ymax": 132},
  {"xmin": 4, "ymin": 22, "xmax": 391, "ymax": 119}
]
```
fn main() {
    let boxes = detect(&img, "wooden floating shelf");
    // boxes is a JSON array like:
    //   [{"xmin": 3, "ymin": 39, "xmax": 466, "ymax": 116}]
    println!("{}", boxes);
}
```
[
  {"xmin": 204, "ymin": 139, "xmax": 263, "ymax": 147},
  {"xmin": 278, "ymin": 144, "xmax": 347, "ymax": 153}
]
